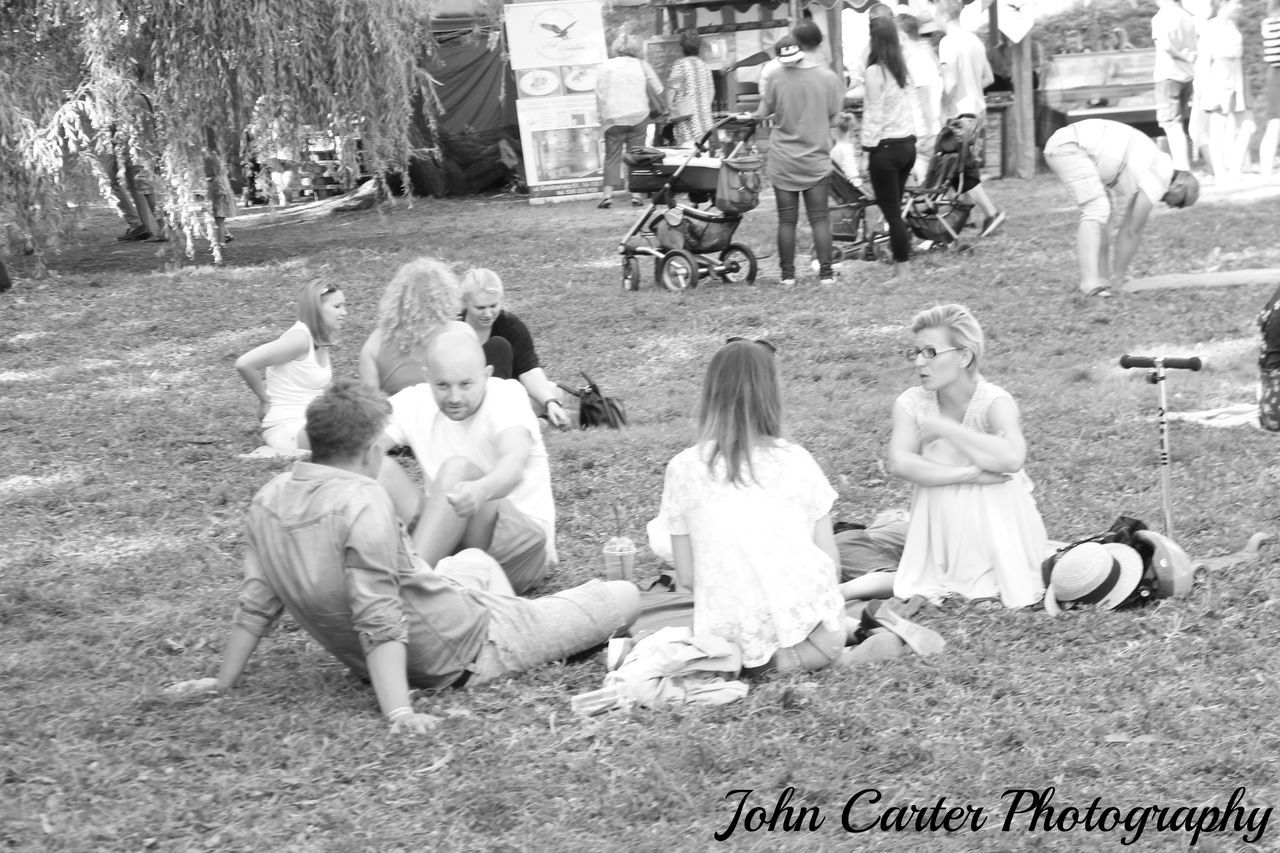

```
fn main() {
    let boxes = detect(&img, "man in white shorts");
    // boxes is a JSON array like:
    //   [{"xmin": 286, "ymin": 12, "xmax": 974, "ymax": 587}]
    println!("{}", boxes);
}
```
[{"xmin": 1043, "ymin": 119, "xmax": 1199, "ymax": 297}]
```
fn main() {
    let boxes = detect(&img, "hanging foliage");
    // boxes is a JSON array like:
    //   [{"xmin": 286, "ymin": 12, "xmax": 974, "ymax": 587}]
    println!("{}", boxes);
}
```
[{"xmin": 2, "ymin": 0, "xmax": 450, "ymax": 269}]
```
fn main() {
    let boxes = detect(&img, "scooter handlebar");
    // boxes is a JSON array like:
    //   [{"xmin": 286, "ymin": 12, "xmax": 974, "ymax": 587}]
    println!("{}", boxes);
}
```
[{"xmin": 1119, "ymin": 354, "xmax": 1202, "ymax": 371}]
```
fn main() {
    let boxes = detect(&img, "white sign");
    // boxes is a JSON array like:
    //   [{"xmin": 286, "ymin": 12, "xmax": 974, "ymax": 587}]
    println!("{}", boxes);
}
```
[
  {"xmin": 997, "ymin": 0, "xmax": 1035, "ymax": 44},
  {"xmin": 506, "ymin": 1, "xmax": 607, "ymax": 71}
]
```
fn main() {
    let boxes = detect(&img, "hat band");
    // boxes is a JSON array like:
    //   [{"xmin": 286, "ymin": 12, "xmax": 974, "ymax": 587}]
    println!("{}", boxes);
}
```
[{"xmin": 1070, "ymin": 559, "xmax": 1121, "ymax": 605}]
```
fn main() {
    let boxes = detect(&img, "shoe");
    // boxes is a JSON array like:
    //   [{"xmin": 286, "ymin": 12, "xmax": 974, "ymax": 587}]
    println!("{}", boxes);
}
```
[
  {"xmin": 606, "ymin": 637, "xmax": 634, "ymax": 671},
  {"xmin": 779, "ymin": 278, "xmax": 796, "ymax": 286},
  {"xmin": 860, "ymin": 600, "xmax": 946, "ymax": 657},
  {"xmin": 223, "ymin": 235, "xmax": 234, "ymax": 244},
  {"xmin": 630, "ymin": 197, "xmax": 645, "ymax": 207},
  {"xmin": 841, "ymin": 632, "xmax": 907, "ymax": 665},
  {"xmin": 818, "ymin": 276, "xmax": 836, "ymax": 286},
  {"xmin": 596, "ymin": 198, "xmax": 612, "ymax": 209},
  {"xmin": 117, "ymin": 225, "xmax": 151, "ymax": 242},
  {"xmin": 980, "ymin": 210, "xmax": 1007, "ymax": 238},
  {"xmin": 148, "ymin": 234, "xmax": 169, "ymax": 243},
  {"xmin": 1083, "ymin": 284, "xmax": 1113, "ymax": 298}
]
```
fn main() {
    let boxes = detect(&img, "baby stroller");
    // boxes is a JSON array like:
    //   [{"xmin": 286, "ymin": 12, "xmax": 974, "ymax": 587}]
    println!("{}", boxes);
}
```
[
  {"xmin": 903, "ymin": 117, "xmax": 976, "ymax": 247},
  {"xmin": 829, "ymin": 163, "xmax": 891, "ymax": 263},
  {"xmin": 618, "ymin": 115, "xmax": 762, "ymax": 291}
]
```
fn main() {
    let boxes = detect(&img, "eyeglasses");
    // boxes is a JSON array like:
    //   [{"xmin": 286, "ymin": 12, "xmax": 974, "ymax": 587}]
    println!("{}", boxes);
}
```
[
  {"xmin": 904, "ymin": 346, "xmax": 960, "ymax": 362},
  {"xmin": 726, "ymin": 336, "xmax": 777, "ymax": 355}
]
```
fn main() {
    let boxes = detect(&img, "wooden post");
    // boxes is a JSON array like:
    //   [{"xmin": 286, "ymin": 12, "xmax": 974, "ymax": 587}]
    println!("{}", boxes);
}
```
[{"xmin": 1010, "ymin": 33, "xmax": 1036, "ymax": 178}]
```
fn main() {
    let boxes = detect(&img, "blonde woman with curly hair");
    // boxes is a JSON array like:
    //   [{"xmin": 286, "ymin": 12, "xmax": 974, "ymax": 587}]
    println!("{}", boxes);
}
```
[
  {"xmin": 886, "ymin": 304, "xmax": 1047, "ymax": 608},
  {"xmin": 358, "ymin": 257, "xmax": 467, "ymax": 396}
]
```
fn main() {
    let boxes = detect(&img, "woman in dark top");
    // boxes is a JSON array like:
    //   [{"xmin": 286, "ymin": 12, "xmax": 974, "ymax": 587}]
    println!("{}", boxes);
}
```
[{"xmin": 460, "ymin": 268, "xmax": 571, "ymax": 429}]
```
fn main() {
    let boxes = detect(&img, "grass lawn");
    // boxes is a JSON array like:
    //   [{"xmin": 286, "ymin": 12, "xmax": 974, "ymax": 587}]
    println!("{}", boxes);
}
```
[{"xmin": 2, "ymin": 173, "xmax": 1279, "ymax": 852}]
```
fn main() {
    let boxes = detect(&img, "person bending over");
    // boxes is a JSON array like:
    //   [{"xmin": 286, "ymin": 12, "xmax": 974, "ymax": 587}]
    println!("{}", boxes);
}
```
[
  {"xmin": 163, "ymin": 379, "xmax": 639, "ymax": 732},
  {"xmin": 884, "ymin": 305, "xmax": 1048, "ymax": 609},
  {"xmin": 1043, "ymin": 118, "xmax": 1199, "ymax": 297},
  {"xmin": 377, "ymin": 330, "xmax": 556, "ymax": 595},
  {"xmin": 235, "ymin": 279, "xmax": 346, "ymax": 452}
]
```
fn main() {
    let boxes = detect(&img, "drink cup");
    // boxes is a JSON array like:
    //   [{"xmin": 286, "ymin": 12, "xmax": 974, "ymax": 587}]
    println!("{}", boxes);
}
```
[{"xmin": 602, "ymin": 537, "xmax": 637, "ymax": 581}]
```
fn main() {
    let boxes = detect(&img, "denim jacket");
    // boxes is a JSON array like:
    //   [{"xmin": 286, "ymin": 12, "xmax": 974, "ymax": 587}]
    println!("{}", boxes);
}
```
[{"xmin": 234, "ymin": 462, "xmax": 488, "ymax": 688}]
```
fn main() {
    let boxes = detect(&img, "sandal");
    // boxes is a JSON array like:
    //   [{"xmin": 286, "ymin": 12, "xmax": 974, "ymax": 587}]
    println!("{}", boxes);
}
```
[
  {"xmin": 596, "ymin": 198, "xmax": 612, "ymax": 209},
  {"xmin": 1084, "ymin": 284, "xmax": 1113, "ymax": 298}
]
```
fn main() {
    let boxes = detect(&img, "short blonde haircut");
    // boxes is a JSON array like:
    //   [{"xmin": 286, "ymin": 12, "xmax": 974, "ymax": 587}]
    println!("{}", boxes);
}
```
[
  {"xmin": 910, "ymin": 303, "xmax": 985, "ymax": 374},
  {"xmin": 460, "ymin": 267, "xmax": 504, "ymax": 305},
  {"xmin": 376, "ymin": 257, "xmax": 462, "ymax": 353}
]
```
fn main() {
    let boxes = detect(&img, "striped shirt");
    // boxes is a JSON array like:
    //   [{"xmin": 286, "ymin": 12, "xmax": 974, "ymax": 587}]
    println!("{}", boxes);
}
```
[{"xmin": 1264, "ymin": 15, "xmax": 1280, "ymax": 67}]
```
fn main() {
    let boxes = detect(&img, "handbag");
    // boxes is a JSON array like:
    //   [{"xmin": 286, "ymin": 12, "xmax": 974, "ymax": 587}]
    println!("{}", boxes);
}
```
[
  {"xmin": 668, "ymin": 92, "xmax": 695, "ymax": 123},
  {"xmin": 557, "ymin": 371, "xmax": 627, "ymax": 429}
]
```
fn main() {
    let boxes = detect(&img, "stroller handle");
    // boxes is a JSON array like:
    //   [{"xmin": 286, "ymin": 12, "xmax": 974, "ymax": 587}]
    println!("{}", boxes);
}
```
[{"xmin": 694, "ymin": 114, "xmax": 758, "ymax": 155}]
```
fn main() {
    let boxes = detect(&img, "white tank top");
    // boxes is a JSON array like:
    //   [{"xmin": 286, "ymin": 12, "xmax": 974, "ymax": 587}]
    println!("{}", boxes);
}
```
[{"xmin": 262, "ymin": 321, "xmax": 330, "ymax": 428}]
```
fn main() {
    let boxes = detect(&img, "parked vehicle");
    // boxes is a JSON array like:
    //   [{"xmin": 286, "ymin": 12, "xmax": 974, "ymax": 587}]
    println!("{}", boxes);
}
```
[{"xmin": 1035, "ymin": 48, "xmax": 1158, "ymax": 148}]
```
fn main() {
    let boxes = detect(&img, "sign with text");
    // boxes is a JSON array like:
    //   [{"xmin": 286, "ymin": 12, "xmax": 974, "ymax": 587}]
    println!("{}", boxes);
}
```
[{"xmin": 505, "ymin": 0, "xmax": 607, "ymax": 203}]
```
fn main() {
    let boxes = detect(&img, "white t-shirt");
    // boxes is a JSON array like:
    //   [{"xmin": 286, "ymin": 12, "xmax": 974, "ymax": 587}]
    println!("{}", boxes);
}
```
[
  {"xmin": 939, "ymin": 26, "xmax": 992, "ymax": 118},
  {"xmin": 386, "ymin": 378, "xmax": 556, "ymax": 561}
]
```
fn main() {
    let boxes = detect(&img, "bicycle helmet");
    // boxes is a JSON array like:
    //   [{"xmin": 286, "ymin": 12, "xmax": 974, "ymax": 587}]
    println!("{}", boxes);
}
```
[{"xmin": 1134, "ymin": 529, "xmax": 1194, "ymax": 598}]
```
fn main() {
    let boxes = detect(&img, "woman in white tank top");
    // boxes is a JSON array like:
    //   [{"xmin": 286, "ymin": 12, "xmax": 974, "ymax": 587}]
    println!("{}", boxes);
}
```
[{"xmin": 235, "ymin": 280, "xmax": 347, "ymax": 451}]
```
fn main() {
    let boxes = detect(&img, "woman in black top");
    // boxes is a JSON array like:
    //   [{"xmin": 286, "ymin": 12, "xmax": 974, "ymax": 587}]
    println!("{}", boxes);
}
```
[{"xmin": 460, "ymin": 268, "xmax": 571, "ymax": 429}]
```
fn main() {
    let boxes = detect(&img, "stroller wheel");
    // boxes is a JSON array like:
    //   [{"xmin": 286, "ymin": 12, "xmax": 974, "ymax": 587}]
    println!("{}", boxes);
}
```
[
  {"xmin": 718, "ymin": 243, "xmax": 758, "ymax": 284},
  {"xmin": 657, "ymin": 249, "xmax": 699, "ymax": 292},
  {"xmin": 621, "ymin": 257, "xmax": 641, "ymax": 292}
]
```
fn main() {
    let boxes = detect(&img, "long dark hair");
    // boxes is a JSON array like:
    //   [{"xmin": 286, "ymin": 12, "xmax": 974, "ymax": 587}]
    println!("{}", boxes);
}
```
[{"xmin": 867, "ymin": 16, "xmax": 908, "ymax": 89}]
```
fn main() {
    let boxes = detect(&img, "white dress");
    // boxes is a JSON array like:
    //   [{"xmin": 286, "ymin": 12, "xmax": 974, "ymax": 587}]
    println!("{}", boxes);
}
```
[
  {"xmin": 659, "ymin": 440, "xmax": 845, "ymax": 668},
  {"xmin": 891, "ymin": 382, "xmax": 1047, "ymax": 608}
]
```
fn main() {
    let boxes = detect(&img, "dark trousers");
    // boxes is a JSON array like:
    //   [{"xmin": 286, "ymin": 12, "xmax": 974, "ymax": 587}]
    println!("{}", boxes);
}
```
[
  {"xmin": 774, "ymin": 178, "xmax": 832, "ymax": 278},
  {"xmin": 867, "ymin": 137, "xmax": 916, "ymax": 262}
]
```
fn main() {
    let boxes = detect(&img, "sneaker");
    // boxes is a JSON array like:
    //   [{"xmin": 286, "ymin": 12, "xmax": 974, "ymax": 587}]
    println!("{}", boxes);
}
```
[
  {"xmin": 818, "ymin": 275, "xmax": 836, "ymax": 286},
  {"xmin": 980, "ymin": 210, "xmax": 1007, "ymax": 238},
  {"xmin": 116, "ymin": 225, "xmax": 151, "ymax": 242},
  {"xmin": 779, "ymin": 277, "xmax": 796, "ymax": 287}
]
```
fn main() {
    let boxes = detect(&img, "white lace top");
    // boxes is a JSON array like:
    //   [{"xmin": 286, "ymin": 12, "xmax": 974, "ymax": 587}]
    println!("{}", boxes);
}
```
[{"xmin": 659, "ymin": 440, "xmax": 844, "ymax": 667}]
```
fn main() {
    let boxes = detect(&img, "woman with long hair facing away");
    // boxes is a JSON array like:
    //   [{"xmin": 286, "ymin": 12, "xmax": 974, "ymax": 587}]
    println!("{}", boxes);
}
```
[
  {"xmin": 358, "ymin": 257, "xmax": 462, "ymax": 396},
  {"xmin": 459, "ymin": 268, "xmax": 570, "ymax": 429},
  {"xmin": 659, "ymin": 339, "xmax": 931, "ymax": 673},
  {"xmin": 235, "ymin": 279, "xmax": 347, "ymax": 452},
  {"xmin": 886, "ymin": 305, "xmax": 1047, "ymax": 608},
  {"xmin": 862, "ymin": 13, "xmax": 917, "ymax": 280}
]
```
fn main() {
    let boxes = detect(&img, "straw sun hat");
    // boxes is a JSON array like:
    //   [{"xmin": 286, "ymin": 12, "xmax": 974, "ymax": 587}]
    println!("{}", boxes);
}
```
[{"xmin": 1044, "ymin": 541, "xmax": 1144, "ymax": 615}]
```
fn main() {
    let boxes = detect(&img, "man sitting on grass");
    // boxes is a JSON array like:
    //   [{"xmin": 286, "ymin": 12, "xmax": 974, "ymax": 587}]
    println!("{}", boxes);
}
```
[
  {"xmin": 163, "ymin": 379, "xmax": 639, "ymax": 733},
  {"xmin": 377, "ymin": 329, "xmax": 556, "ymax": 595}
]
